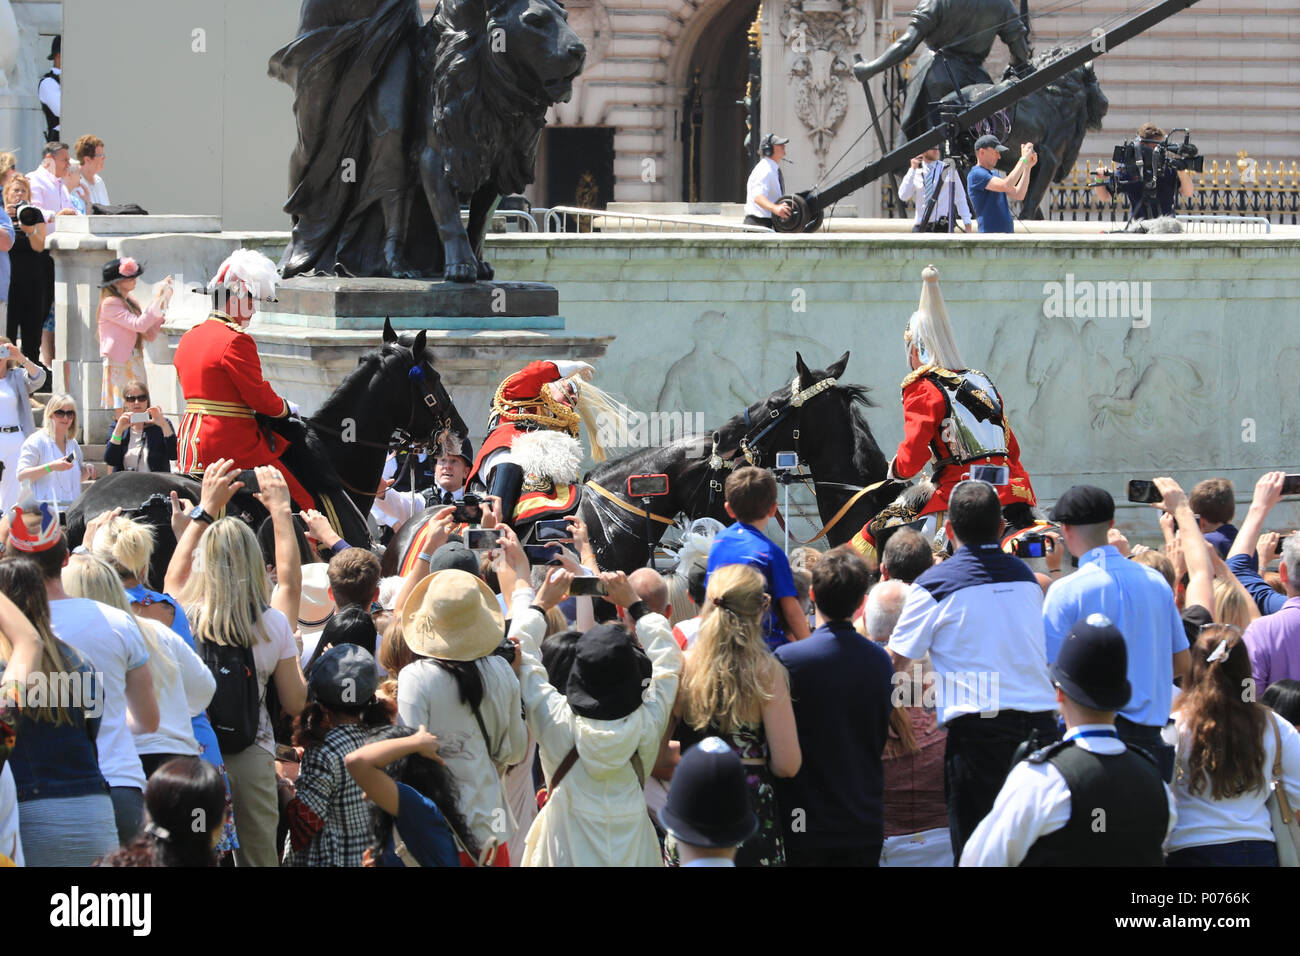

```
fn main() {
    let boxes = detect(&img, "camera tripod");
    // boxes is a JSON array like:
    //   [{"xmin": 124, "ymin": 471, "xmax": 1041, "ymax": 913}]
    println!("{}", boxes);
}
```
[{"xmin": 916, "ymin": 108, "xmax": 975, "ymax": 233}]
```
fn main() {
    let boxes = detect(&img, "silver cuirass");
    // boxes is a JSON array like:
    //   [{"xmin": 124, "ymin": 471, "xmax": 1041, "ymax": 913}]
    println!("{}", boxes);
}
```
[{"xmin": 935, "ymin": 370, "xmax": 1008, "ymax": 463}]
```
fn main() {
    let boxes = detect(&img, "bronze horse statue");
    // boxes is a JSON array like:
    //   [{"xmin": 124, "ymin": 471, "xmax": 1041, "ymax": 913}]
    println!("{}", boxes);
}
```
[
  {"xmin": 944, "ymin": 46, "xmax": 1109, "ymax": 219},
  {"xmin": 67, "ymin": 320, "xmax": 466, "ymax": 587}
]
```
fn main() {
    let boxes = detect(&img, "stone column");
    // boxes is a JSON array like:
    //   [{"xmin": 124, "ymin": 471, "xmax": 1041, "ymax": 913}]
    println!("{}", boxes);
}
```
[{"xmin": 761, "ymin": 0, "xmax": 882, "ymax": 217}]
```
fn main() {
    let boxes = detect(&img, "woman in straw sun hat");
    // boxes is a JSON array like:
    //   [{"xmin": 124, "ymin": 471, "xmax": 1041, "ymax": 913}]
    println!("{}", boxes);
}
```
[{"xmin": 396, "ymin": 568, "xmax": 526, "ymax": 866}]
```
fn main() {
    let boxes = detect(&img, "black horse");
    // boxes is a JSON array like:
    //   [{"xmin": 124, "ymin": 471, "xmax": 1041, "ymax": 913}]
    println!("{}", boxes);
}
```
[
  {"xmin": 67, "ymin": 319, "xmax": 467, "ymax": 587},
  {"xmin": 382, "ymin": 351, "xmax": 902, "ymax": 575}
]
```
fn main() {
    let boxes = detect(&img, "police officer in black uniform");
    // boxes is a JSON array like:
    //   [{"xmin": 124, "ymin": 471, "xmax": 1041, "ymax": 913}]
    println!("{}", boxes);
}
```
[
  {"xmin": 960, "ymin": 614, "xmax": 1176, "ymax": 866},
  {"xmin": 39, "ymin": 37, "xmax": 61, "ymax": 143}
]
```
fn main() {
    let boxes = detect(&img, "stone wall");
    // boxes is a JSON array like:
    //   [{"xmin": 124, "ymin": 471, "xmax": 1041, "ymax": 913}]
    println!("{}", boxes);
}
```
[
  {"xmin": 61, "ymin": 0, "xmax": 297, "ymax": 231},
  {"xmin": 483, "ymin": 230, "xmax": 1300, "ymax": 539}
]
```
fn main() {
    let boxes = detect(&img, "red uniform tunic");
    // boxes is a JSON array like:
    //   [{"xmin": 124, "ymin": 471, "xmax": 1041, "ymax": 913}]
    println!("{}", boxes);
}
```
[
  {"xmin": 467, "ymin": 360, "xmax": 571, "ymax": 484},
  {"xmin": 852, "ymin": 365, "xmax": 1035, "ymax": 559},
  {"xmin": 891, "ymin": 368, "xmax": 1034, "ymax": 515},
  {"xmin": 175, "ymin": 312, "xmax": 313, "ymax": 509}
]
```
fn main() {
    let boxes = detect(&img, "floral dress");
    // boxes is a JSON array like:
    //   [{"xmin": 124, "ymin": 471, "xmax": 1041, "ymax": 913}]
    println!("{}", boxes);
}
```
[{"xmin": 666, "ymin": 721, "xmax": 785, "ymax": 867}]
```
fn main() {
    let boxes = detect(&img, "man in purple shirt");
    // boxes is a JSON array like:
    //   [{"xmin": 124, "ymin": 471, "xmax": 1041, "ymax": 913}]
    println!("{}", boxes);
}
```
[{"xmin": 1243, "ymin": 532, "xmax": 1300, "ymax": 696}]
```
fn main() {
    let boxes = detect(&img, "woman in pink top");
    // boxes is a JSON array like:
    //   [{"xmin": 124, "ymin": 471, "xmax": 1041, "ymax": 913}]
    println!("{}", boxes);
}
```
[{"xmin": 96, "ymin": 257, "xmax": 172, "ymax": 416}]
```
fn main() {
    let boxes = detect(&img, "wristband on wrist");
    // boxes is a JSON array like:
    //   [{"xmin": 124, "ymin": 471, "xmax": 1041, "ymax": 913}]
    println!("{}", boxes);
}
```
[
  {"xmin": 109, "ymin": 433, "xmax": 123, "ymax": 444},
  {"xmin": 43, "ymin": 463, "xmax": 51, "ymax": 473},
  {"xmin": 417, "ymin": 552, "xmax": 434, "ymax": 564},
  {"xmin": 528, "ymin": 603, "xmax": 548, "ymax": 618},
  {"xmin": 626, "ymin": 600, "xmax": 651, "ymax": 622}
]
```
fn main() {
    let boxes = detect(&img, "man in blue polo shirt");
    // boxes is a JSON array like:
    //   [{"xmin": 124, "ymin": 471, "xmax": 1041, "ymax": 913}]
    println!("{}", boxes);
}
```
[
  {"xmin": 706, "ymin": 466, "xmax": 809, "ymax": 650},
  {"xmin": 1042, "ymin": 484, "xmax": 1190, "ymax": 781},
  {"xmin": 887, "ymin": 480, "xmax": 1058, "ymax": 861},
  {"xmin": 967, "ymin": 135, "xmax": 1036, "ymax": 233}
]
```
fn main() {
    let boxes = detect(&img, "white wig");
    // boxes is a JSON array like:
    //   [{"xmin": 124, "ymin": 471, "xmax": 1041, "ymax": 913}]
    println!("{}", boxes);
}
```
[
  {"xmin": 207, "ymin": 249, "xmax": 280, "ymax": 302},
  {"xmin": 904, "ymin": 264, "xmax": 965, "ymax": 371}
]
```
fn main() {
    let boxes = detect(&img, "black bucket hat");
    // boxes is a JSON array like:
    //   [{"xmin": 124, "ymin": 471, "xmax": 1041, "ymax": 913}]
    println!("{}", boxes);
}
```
[
  {"xmin": 1050, "ymin": 613, "xmax": 1131, "ymax": 711},
  {"xmin": 565, "ymin": 622, "xmax": 651, "ymax": 721},
  {"xmin": 660, "ymin": 737, "xmax": 759, "ymax": 848}
]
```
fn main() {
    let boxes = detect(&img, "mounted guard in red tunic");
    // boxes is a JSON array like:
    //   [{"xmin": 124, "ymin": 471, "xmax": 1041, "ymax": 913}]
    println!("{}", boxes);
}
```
[{"xmin": 852, "ymin": 264, "xmax": 1040, "ymax": 561}]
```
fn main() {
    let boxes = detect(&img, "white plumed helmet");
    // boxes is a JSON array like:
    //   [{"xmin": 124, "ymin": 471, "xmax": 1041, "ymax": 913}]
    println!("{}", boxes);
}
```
[
  {"xmin": 903, "ymin": 264, "xmax": 965, "ymax": 371},
  {"xmin": 207, "ymin": 249, "xmax": 280, "ymax": 303}
]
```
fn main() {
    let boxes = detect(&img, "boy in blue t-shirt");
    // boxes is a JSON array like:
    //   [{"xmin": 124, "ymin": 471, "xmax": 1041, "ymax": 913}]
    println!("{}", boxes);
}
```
[{"xmin": 706, "ymin": 466, "xmax": 810, "ymax": 651}]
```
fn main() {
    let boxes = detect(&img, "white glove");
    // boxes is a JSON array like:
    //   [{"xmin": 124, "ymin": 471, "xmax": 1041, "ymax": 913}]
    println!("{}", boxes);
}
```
[{"xmin": 287, "ymin": 400, "xmax": 301, "ymax": 418}]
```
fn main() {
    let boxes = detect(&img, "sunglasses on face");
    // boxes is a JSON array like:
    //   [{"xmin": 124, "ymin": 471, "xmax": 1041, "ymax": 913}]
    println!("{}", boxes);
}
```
[
  {"xmin": 124, "ymin": 394, "xmax": 148, "ymax": 403},
  {"xmin": 51, "ymin": 409, "xmax": 75, "ymax": 418}
]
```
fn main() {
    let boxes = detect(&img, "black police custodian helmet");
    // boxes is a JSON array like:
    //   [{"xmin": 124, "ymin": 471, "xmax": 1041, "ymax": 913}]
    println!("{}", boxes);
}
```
[
  {"xmin": 660, "ymin": 737, "xmax": 758, "ymax": 848},
  {"xmin": 1050, "ymin": 613, "xmax": 1131, "ymax": 711}
]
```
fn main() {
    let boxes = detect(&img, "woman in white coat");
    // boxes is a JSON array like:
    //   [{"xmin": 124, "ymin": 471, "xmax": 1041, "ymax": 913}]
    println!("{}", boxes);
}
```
[{"xmin": 512, "ymin": 569, "xmax": 682, "ymax": 867}]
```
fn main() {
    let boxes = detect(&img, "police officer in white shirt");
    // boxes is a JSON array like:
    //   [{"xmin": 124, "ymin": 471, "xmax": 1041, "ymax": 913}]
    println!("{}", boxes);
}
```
[
  {"xmin": 961, "ymin": 615, "xmax": 1176, "ymax": 867},
  {"xmin": 899, "ymin": 148, "xmax": 973, "ymax": 233},
  {"xmin": 744, "ymin": 134, "xmax": 793, "ymax": 229}
]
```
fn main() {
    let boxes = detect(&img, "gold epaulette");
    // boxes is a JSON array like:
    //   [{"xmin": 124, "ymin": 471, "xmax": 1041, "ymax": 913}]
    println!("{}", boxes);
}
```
[{"xmin": 207, "ymin": 311, "xmax": 245, "ymax": 333}]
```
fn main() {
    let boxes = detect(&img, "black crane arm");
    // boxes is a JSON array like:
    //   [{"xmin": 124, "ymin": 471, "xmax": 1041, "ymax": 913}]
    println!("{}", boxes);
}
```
[{"xmin": 777, "ymin": 0, "xmax": 1202, "ymax": 231}]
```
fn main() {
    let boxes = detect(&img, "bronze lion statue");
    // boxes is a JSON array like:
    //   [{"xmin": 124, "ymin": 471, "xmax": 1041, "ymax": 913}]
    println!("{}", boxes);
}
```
[
  {"xmin": 271, "ymin": 0, "xmax": 584, "ymax": 281},
  {"xmin": 420, "ymin": 0, "xmax": 586, "ymax": 281}
]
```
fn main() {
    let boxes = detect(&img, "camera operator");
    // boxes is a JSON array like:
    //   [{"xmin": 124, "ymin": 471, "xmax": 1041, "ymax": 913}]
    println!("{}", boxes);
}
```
[
  {"xmin": 900, "ymin": 148, "xmax": 973, "ymax": 233},
  {"xmin": 744, "ymin": 133, "xmax": 793, "ymax": 230},
  {"xmin": 1093, "ymin": 123, "xmax": 1195, "ymax": 218}
]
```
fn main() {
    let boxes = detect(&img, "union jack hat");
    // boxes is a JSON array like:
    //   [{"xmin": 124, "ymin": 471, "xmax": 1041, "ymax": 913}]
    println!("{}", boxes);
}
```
[{"xmin": 9, "ymin": 501, "xmax": 62, "ymax": 553}]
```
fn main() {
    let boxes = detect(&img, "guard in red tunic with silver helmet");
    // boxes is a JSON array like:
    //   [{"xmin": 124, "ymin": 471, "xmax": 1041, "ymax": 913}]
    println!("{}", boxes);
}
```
[
  {"xmin": 852, "ymin": 264, "xmax": 1038, "ymax": 561},
  {"xmin": 174, "ymin": 249, "xmax": 314, "ymax": 511},
  {"xmin": 467, "ymin": 359, "xmax": 618, "ymax": 530}
]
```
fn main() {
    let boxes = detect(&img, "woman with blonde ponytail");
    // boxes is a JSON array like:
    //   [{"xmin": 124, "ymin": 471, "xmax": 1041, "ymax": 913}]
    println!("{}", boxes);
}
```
[
  {"xmin": 88, "ymin": 510, "xmax": 240, "ymax": 854},
  {"xmin": 1168, "ymin": 625, "xmax": 1300, "ymax": 865},
  {"xmin": 668, "ymin": 564, "xmax": 801, "ymax": 866},
  {"xmin": 63, "ymin": 553, "xmax": 214, "ymax": 778}
]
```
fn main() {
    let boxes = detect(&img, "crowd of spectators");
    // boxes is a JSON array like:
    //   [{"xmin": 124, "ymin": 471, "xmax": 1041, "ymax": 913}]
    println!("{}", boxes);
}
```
[{"xmin": 1, "ymin": 459, "xmax": 1298, "ymax": 869}]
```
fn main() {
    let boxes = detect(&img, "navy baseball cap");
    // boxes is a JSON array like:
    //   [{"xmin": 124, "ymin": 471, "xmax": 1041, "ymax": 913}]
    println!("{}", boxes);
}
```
[
  {"xmin": 1048, "ymin": 485, "xmax": 1115, "ymax": 525},
  {"xmin": 974, "ymin": 135, "xmax": 1007, "ymax": 153}
]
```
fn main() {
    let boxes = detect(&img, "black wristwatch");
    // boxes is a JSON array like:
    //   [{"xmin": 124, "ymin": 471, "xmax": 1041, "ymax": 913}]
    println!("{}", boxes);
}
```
[
  {"xmin": 188, "ymin": 505, "xmax": 216, "ymax": 525},
  {"xmin": 626, "ymin": 600, "xmax": 651, "ymax": 622}
]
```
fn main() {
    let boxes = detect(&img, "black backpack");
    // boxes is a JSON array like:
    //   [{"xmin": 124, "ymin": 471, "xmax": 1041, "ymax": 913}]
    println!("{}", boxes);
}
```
[{"xmin": 198, "ymin": 640, "xmax": 264, "ymax": 755}]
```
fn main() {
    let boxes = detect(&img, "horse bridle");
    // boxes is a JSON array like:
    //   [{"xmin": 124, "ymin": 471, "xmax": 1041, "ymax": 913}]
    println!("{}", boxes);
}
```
[
  {"xmin": 308, "ymin": 356, "xmax": 455, "ymax": 457},
  {"xmin": 737, "ymin": 374, "xmax": 836, "ymax": 468}
]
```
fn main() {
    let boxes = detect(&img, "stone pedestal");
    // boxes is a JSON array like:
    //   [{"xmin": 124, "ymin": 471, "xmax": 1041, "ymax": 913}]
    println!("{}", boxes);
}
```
[
  {"xmin": 245, "ymin": 279, "xmax": 610, "ymax": 449},
  {"xmin": 259, "ymin": 276, "xmax": 563, "ymax": 331},
  {"xmin": 50, "ymin": 227, "xmax": 614, "ymax": 447}
]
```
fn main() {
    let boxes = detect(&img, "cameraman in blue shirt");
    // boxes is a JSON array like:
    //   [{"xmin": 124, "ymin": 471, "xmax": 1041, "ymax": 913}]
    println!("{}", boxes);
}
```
[{"xmin": 966, "ymin": 135, "xmax": 1036, "ymax": 233}]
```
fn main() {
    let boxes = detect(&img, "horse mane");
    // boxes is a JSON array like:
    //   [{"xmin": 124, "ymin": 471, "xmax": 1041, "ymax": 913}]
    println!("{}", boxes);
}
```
[
  {"xmin": 839, "ymin": 384, "xmax": 890, "ymax": 480},
  {"xmin": 311, "ymin": 344, "xmax": 402, "ymax": 426},
  {"xmin": 426, "ymin": 0, "xmax": 548, "ymax": 196}
]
